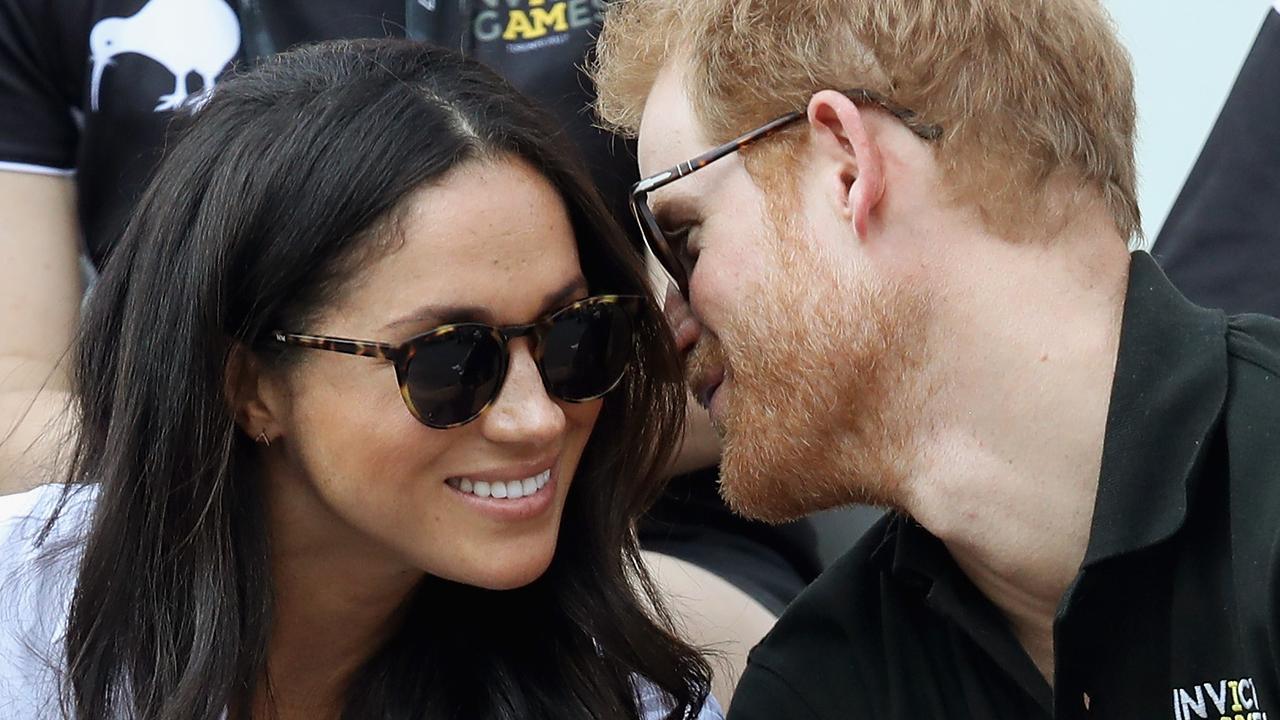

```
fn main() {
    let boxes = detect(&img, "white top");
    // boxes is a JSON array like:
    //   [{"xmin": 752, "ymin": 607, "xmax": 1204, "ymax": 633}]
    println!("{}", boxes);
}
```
[
  {"xmin": 0, "ymin": 484, "xmax": 722, "ymax": 720},
  {"xmin": 0, "ymin": 484, "xmax": 90, "ymax": 720}
]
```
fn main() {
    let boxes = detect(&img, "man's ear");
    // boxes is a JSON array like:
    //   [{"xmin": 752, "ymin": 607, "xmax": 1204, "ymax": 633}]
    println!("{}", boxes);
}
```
[
  {"xmin": 225, "ymin": 342, "xmax": 281, "ymax": 445},
  {"xmin": 806, "ymin": 90, "xmax": 886, "ymax": 241}
]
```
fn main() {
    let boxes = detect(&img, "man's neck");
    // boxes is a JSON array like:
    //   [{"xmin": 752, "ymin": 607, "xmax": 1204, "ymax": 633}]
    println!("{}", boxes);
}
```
[{"xmin": 900, "ymin": 224, "xmax": 1131, "ymax": 682}]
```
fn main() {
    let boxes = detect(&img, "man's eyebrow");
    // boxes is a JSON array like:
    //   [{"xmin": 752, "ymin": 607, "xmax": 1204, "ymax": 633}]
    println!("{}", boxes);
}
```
[
  {"xmin": 650, "ymin": 191, "xmax": 697, "ymax": 230},
  {"xmin": 381, "ymin": 277, "xmax": 591, "ymax": 335}
]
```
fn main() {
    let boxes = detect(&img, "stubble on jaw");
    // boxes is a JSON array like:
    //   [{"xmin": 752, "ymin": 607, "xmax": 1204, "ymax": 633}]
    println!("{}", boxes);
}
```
[{"xmin": 686, "ymin": 199, "xmax": 932, "ymax": 524}]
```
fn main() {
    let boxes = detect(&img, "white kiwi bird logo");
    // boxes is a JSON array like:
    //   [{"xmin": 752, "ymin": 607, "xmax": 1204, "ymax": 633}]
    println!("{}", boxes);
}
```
[{"xmin": 89, "ymin": 0, "xmax": 241, "ymax": 112}]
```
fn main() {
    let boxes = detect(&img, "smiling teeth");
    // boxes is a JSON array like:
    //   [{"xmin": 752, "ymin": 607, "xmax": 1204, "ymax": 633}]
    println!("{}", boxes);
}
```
[{"xmin": 448, "ymin": 469, "xmax": 550, "ymax": 500}]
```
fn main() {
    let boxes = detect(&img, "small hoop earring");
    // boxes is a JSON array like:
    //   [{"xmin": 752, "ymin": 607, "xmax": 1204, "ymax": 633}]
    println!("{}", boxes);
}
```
[{"xmin": 256, "ymin": 430, "xmax": 271, "ymax": 448}]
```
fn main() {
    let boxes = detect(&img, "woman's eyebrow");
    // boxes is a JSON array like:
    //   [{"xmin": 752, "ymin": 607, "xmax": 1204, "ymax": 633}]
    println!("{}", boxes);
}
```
[
  {"xmin": 381, "ymin": 303, "xmax": 486, "ymax": 333},
  {"xmin": 542, "ymin": 277, "xmax": 591, "ymax": 312},
  {"xmin": 381, "ymin": 277, "xmax": 592, "ymax": 335}
]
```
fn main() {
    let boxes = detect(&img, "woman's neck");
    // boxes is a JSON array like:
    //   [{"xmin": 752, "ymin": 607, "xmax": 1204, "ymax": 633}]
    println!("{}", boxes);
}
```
[{"xmin": 251, "ymin": 465, "xmax": 424, "ymax": 719}]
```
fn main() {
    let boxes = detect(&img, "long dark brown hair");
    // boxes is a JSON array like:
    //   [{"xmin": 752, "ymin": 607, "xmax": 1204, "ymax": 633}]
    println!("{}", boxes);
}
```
[{"xmin": 54, "ymin": 38, "xmax": 708, "ymax": 720}]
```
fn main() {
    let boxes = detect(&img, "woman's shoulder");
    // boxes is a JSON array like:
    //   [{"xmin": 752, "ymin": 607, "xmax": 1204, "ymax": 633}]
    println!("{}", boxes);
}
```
[
  {"xmin": 0, "ymin": 483, "xmax": 97, "ymax": 718},
  {"xmin": 0, "ymin": 482, "xmax": 95, "ymax": 566},
  {"xmin": 0, "ymin": 482, "xmax": 96, "ymax": 605},
  {"xmin": 635, "ymin": 678, "xmax": 725, "ymax": 720}
]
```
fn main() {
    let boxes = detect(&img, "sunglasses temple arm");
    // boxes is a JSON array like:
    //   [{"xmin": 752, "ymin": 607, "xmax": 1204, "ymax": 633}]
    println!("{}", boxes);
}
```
[{"xmin": 277, "ymin": 332, "xmax": 404, "ymax": 362}]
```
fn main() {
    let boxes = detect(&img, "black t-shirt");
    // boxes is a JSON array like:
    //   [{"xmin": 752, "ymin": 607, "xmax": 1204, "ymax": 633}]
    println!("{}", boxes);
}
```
[
  {"xmin": 729, "ymin": 252, "xmax": 1280, "ymax": 720},
  {"xmin": 0, "ymin": 0, "xmax": 629, "ymax": 265}
]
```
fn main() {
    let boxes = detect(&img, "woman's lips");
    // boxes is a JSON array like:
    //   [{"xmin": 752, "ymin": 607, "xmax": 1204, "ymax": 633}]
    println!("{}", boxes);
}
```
[
  {"xmin": 443, "ymin": 457, "xmax": 560, "ymax": 522},
  {"xmin": 444, "ymin": 471, "xmax": 558, "ymax": 522}
]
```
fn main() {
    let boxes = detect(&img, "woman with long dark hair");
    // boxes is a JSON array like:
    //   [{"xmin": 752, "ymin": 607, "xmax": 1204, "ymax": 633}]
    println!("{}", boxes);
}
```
[{"xmin": 0, "ymin": 38, "xmax": 716, "ymax": 719}]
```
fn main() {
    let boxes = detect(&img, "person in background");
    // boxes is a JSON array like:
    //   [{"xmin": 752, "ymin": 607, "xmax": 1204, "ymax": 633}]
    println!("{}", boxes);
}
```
[
  {"xmin": 592, "ymin": 0, "xmax": 1280, "ymax": 716},
  {"xmin": 0, "ymin": 1, "xmax": 820, "ymax": 702},
  {"xmin": 1155, "ymin": 2, "xmax": 1280, "ymax": 317},
  {"xmin": 0, "ymin": 38, "xmax": 719, "ymax": 720}
]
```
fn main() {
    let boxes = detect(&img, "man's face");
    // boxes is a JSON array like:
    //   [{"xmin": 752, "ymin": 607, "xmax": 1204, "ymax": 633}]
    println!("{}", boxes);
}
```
[{"xmin": 636, "ymin": 64, "xmax": 931, "ymax": 522}]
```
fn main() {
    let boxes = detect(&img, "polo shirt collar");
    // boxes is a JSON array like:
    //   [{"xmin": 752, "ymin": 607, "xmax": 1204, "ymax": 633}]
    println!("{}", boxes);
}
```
[
  {"xmin": 1082, "ymin": 251, "xmax": 1228, "ymax": 566},
  {"xmin": 876, "ymin": 515, "xmax": 1055, "ymax": 712}
]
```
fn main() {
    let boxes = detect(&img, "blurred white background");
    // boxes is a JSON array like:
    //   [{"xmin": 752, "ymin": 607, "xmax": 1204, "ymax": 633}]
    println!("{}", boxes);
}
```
[{"xmin": 1104, "ymin": 0, "xmax": 1269, "ymax": 245}]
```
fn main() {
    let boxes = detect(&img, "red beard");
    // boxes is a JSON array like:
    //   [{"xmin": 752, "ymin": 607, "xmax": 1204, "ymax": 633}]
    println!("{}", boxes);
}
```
[{"xmin": 686, "ymin": 228, "xmax": 930, "ymax": 523}]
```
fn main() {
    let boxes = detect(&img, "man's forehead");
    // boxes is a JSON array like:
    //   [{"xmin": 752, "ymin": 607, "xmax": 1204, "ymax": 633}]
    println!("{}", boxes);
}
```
[{"xmin": 636, "ymin": 61, "xmax": 713, "ymax": 179}]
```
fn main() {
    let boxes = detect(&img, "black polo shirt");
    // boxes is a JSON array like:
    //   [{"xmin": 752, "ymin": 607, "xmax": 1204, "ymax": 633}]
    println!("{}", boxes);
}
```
[{"xmin": 727, "ymin": 251, "xmax": 1280, "ymax": 720}]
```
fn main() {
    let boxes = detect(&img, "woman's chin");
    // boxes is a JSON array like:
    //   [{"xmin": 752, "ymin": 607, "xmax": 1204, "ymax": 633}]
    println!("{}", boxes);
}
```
[{"xmin": 439, "ymin": 542, "xmax": 559, "ymax": 591}]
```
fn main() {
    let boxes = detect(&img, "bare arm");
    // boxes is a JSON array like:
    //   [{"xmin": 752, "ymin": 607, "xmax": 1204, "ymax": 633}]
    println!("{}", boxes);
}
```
[
  {"xmin": 643, "ymin": 550, "xmax": 778, "ymax": 708},
  {"xmin": 0, "ymin": 170, "xmax": 81, "ymax": 495}
]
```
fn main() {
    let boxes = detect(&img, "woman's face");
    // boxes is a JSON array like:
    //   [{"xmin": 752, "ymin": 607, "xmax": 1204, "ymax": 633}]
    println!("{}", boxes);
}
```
[{"xmin": 258, "ymin": 158, "xmax": 602, "ymax": 590}]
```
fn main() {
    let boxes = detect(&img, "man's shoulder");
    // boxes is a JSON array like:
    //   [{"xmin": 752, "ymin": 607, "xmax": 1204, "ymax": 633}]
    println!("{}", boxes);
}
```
[
  {"xmin": 1220, "ymin": 312, "xmax": 1280, "ymax": 465},
  {"xmin": 1226, "ymin": 311, "xmax": 1280, "ymax": 378},
  {"xmin": 1209, "ymin": 313, "xmax": 1280, "ymax": 641}
]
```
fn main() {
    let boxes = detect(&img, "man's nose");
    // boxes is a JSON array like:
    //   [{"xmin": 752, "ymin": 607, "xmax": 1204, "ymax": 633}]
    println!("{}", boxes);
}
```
[{"xmin": 663, "ymin": 282, "xmax": 702, "ymax": 356}]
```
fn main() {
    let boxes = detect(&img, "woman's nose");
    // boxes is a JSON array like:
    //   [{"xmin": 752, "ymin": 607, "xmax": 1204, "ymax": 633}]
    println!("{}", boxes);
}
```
[{"xmin": 478, "ymin": 339, "xmax": 565, "ymax": 446}]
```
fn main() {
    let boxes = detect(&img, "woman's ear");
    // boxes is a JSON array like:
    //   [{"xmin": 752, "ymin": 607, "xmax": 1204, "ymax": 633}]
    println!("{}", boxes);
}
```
[
  {"xmin": 806, "ymin": 90, "xmax": 886, "ymax": 242},
  {"xmin": 225, "ymin": 342, "xmax": 281, "ymax": 445}
]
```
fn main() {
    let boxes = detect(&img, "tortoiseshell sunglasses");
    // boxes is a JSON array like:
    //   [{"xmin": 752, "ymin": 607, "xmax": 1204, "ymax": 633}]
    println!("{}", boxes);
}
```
[
  {"xmin": 631, "ymin": 88, "xmax": 944, "ymax": 299},
  {"xmin": 273, "ymin": 295, "xmax": 644, "ymax": 429}
]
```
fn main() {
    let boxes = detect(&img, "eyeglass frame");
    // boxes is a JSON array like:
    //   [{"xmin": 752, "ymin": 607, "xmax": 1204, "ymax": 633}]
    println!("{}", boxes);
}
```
[
  {"xmin": 270, "ymin": 294, "xmax": 645, "ymax": 429},
  {"xmin": 630, "ymin": 88, "xmax": 944, "ymax": 299}
]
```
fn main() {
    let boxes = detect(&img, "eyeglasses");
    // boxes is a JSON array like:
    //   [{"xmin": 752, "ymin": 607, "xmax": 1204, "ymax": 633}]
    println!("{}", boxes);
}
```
[
  {"xmin": 272, "ymin": 295, "xmax": 644, "ymax": 429},
  {"xmin": 631, "ymin": 89, "xmax": 944, "ymax": 300}
]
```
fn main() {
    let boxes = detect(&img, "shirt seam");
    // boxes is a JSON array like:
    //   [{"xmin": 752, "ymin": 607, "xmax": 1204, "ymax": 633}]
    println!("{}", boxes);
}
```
[{"xmin": 1226, "ymin": 339, "xmax": 1280, "ymax": 377}]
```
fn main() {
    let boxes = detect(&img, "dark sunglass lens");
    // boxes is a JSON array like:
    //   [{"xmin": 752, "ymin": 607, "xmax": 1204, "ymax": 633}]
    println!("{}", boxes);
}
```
[
  {"xmin": 541, "ymin": 300, "xmax": 637, "ymax": 401},
  {"xmin": 404, "ymin": 327, "xmax": 504, "ymax": 427}
]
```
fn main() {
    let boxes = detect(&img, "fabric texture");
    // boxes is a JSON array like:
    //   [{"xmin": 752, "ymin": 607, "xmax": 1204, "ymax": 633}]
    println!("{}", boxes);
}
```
[{"xmin": 0, "ymin": 484, "xmax": 92, "ymax": 720}]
